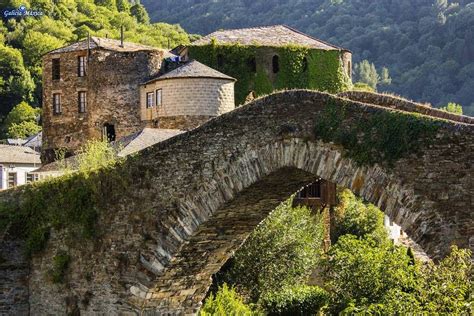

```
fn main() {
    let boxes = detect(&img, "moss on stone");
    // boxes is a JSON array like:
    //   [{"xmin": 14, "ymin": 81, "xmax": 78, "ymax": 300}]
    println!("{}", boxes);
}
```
[
  {"xmin": 49, "ymin": 251, "xmax": 70, "ymax": 283},
  {"xmin": 188, "ymin": 44, "xmax": 351, "ymax": 104},
  {"xmin": 314, "ymin": 100, "xmax": 441, "ymax": 166}
]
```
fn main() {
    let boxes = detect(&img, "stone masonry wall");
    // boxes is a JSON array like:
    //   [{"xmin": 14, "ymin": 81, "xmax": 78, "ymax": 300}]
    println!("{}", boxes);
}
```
[
  {"xmin": 2, "ymin": 90, "xmax": 472, "ymax": 314},
  {"xmin": 140, "ymin": 78, "xmax": 235, "ymax": 129},
  {"xmin": 42, "ymin": 49, "xmax": 165, "ymax": 162}
]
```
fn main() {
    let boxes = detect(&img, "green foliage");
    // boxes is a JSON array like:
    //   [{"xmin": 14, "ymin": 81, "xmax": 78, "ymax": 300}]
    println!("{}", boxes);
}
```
[
  {"xmin": 324, "ymin": 235, "xmax": 419, "ymax": 314},
  {"xmin": 7, "ymin": 120, "xmax": 42, "ymax": 138},
  {"xmin": 0, "ymin": 45, "xmax": 35, "ymax": 115},
  {"xmin": 313, "ymin": 99, "xmax": 440, "ymax": 166},
  {"xmin": 220, "ymin": 198, "xmax": 324, "ymax": 301},
  {"xmin": 0, "ymin": 156, "xmax": 127, "ymax": 256},
  {"xmin": 49, "ymin": 251, "xmax": 71, "ymax": 283},
  {"xmin": 4, "ymin": 101, "xmax": 41, "ymax": 138},
  {"xmin": 352, "ymin": 82, "xmax": 375, "ymax": 92},
  {"xmin": 354, "ymin": 60, "xmax": 379, "ymax": 90},
  {"xmin": 76, "ymin": 139, "xmax": 119, "ymax": 173},
  {"xmin": 200, "ymin": 283, "xmax": 257, "ymax": 315},
  {"xmin": 440, "ymin": 102, "xmax": 463, "ymax": 115},
  {"xmin": 333, "ymin": 189, "xmax": 387, "ymax": 244},
  {"xmin": 188, "ymin": 44, "xmax": 351, "ymax": 105},
  {"xmin": 260, "ymin": 285, "xmax": 329, "ymax": 315},
  {"xmin": 141, "ymin": 0, "xmax": 474, "ymax": 115},
  {"xmin": 130, "ymin": 3, "xmax": 150, "ymax": 24}
]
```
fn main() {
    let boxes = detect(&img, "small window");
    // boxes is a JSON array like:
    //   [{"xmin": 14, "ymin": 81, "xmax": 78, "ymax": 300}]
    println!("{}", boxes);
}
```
[
  {"xmin": 26, "ymin": 173, "xmax": 38, "ymax": 184},
  {"xmin": 8, "ymin": 172, "xmax": 17, "ymax": 188},
  {"xmin": 52, "ymin": 58, "xmax": 60, "ymax": 80},
  {"xmin": 297, "ymin": 182, "xmax": 321, "ymax": 199},
  {"xmin": 53, "ymin": 93, "xmax": 61, "ymax": 115},
  {"xmin": 78, "ymin": 91, "xmax": 87, "ymax": 113},
  {"xmin": 347, "ymin": 61, "xmax": 352, "ymax": 78},
  {"xmin": 78, "ymin": 56, "xmax": 87, "ymax": 77},
  {"xmin": 146, "ymin": 92, "xmax": 154, "ymax": 108},
  {"xmin": 272, "ymin": 55, "xmax": 279, "ymax": 73},
  {"xmin": 217, "ymin": 54, "xmax": 224, "ymax": 68},
  {"xmin": 103, "ymin": 123, "xmax": 116, "ymax": 142},
  {"xmin": 302, "ymin": 57, "xmax": 308, "ymax": 72},
  {"xmin": 247, "ymin": 57, "xmax": 256, "ymax": 73},
  {"xmin": 155, "ymin": 89, "xmax": 162, "ymax": 106}
]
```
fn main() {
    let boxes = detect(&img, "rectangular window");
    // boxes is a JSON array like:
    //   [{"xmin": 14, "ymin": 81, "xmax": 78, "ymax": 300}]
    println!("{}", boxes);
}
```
[
  {"xmin": 78, "ymin": 91, "xmax": 87, "ymax": 113},
  {"xmin": 52, "ymin": 58, "xmax": 60, "ymax": 80},
  {"xmin": 26, "ymin": 173, "xmax": 38, "ymax": 184},
  {"xmin": 8, "ymin": 172, "xmax": 17, "ymax": 188},
  {"xmin": 53, "ymin": 93, "xmax": 61, "ymax": 115},
  {"xmin": 78, "ymin": 56, "xmax": 86, "ymax": 77},
  {"xmin": 155, "ymin": 89, "xmax": 162, "ymax": 106},
  {"xmin": 146, "ymin": 92, "xmax": 154, "ymax": 108}
]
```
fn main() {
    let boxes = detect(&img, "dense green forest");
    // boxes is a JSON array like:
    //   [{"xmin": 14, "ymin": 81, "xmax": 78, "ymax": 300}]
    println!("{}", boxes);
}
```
[
  {"xmin": 142, "ymin": 0, "xmax": 474, "ymax": 115},
  {"xmin": 0, "ymin": 0, "xmax": 190, "ymax": 125}
]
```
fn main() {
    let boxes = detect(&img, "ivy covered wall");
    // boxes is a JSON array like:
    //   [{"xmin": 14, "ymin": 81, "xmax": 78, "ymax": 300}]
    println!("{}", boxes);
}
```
[{"xmin": 188, "ymin": 43, "xmax": 352, "ymax": 104}]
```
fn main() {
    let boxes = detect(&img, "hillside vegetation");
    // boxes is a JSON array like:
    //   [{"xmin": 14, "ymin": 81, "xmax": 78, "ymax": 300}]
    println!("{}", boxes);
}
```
[
  {"xmin": 142, "ymin": 0, "xmax": 474, "ymax": 115},
  {"xmin": 0, "ymin": 0, "xmax": 190, "ymax": 119}
]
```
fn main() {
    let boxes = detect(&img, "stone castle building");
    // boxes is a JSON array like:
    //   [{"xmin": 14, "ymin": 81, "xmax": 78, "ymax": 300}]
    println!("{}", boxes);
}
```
[
  {"xmin": 175, "ymin": 25, "xmax": 352, "ymax": 104},
  {"xmin": 42, "ymin": 25, "xmax": 351, "ymax": 162},
  {"xmin": 42, "ymin": 37, "xmax": 235, "ymax": 162}
]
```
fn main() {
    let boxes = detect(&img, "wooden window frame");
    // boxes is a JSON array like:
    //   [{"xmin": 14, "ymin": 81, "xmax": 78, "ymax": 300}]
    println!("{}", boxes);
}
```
[
  {"xmin": 146, "ymin": 92, "xmax": 154, "ymax": 108},
  {"xmin": 78, "ymin": 91, "xmax": 87, "ymax": 113},
  {"xmin": 7, "ymin": 172, "xmax": 17, "ymax": 188},
  {"xmin": 78, "ymin": 56, "xmax": 87, "ymax": 77},
  {"xmin": 52, "ymin": 58, "xmax": 60, "ymax": 81},
  {"xmin": 53, "ymin": 93, "xmax": 61, "ymax": 115},
  {"xmin": 155, "ymin": 89, "xmax": 162, "ymax": 107}
]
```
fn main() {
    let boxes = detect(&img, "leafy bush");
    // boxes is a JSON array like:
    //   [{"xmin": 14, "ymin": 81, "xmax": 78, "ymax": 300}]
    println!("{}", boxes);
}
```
[
  {"xmin": 221, "ymin": 198, "xmax": 324, "ymax": 301},
  {"xmin": 440, "ymin": 102, "xmax": 463, "ymax": 115},
  {"xmin": 260, "ymin": 285, "xmax": 329, "ymax": 315},
  {"xmin": 200, "ymin": 283, "xmax": 257, "ymax": 315},
  {"xmin": 332, "ymin": 189, "xmax": 388, "ymax": 244}
]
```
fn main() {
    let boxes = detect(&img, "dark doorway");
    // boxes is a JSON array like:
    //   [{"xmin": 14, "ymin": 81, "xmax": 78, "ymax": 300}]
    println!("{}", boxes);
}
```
[
  {"xmin": 272, "ymin": 55, "xmax": 280, "ymax": 73},
  {"xmin": 103, "ymin": 123, "xmax": 116, "ymax": 142}
]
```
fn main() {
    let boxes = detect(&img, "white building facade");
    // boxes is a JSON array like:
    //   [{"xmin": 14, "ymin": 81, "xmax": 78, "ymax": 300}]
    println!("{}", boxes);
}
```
[{"xmin": 0, "ymin": 145, "xmax": 41, "ymax": 190}]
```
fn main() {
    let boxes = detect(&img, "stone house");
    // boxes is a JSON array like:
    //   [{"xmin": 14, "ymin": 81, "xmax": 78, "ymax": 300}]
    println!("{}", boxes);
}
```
[
  {"xmin": 0, "ymin": 145, "xmax": 41, "ymax": 190},
  {"xmin": 41, "ymin": 37, "xmax": 235, "ymax": 163},
  {"xmin": 140, "ymin": 60, "xmax": 235, "ymax": 130},
  {"xmin": 175, "ymin": 25, "xmax": 353, "ymax": 104}
]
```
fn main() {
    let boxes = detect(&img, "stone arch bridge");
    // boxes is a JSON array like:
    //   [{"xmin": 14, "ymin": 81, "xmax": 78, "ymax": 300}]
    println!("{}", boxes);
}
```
[{"xmin": 1, "ymin": 91, "xmax": 473, "ymax": 315}]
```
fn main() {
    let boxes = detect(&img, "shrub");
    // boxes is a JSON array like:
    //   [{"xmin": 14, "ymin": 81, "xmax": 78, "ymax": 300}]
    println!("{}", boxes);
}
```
[
  {"xmin": 221, "ymin": 198, "xmax": 324, "ymax": 301},
  {"xmin": 200, "ymin": 283, "xmax": 256, "ymax": 315},
  {"xmin": 260, "ymin": 285, "xmax": 329, "ymax": 315}
]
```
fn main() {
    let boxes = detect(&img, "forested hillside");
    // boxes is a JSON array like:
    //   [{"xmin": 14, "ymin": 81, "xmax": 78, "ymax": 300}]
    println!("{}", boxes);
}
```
[
  {"xmin": 143, "ymin": 0, "xmax": 474, "ymax": 115},
  {"xmin": 0, "ymin": 0, "xmax": 190, "ymax": 120}
]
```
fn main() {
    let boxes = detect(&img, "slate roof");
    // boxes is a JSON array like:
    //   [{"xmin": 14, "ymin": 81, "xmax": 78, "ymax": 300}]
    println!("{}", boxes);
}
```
[
  {"xmin": 144, "ymin": 60, "xmax": 235, "ymax": 84},
  {"xmin": 0, "ymin": 145, "xmax": 41, "ymax": 164},
  {"xmin": 116, "ymin": 128, "xmax": 184, "ymax": 157},
  {"xmin": 24, "ymin": 132, "xmax": 42, "ymax": 149},
  {"xmin": 34, "ymin": 128, "xmax": 183, "ymax": 173},
  {"xmin": 46, "ymin": 37, "xmax": 175, "ymax": 56},
  {"xmin": 191, "ymin": 25, "xmax": 347, "ymax": 51}
]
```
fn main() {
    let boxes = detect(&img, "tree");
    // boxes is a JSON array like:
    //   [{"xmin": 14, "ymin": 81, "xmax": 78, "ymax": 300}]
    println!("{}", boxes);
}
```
[
  {"xmin": 440, "ymin": 102, "xmax": 463, "ymax": 115},
  {"xmin": 354, "ymin": 60, "xmax": 379, "ymax": 90},
  {"xmin": 3, "ymin": 101, "xmax": 41, "ymax": 138},
  {"xmin": 220, "ymin": 198, "xmax": 324, "ymax": 301},
  {"xmin": 0, "ymin": 45, "xmax": 35, "ymax": 115},
  {"xmin": 7, "ymin": 120, "xmax": 41, "ymax": 138},
  {"xmin": 200, "ymin": 283, "xmax": 257, "ymax": 315},
  {"xmin": 116, "ymin": 0, "xmax": 130, "ymax": 12},
  {"xmin": 130, "ymin": 3, "xmax": 150, "ymax": 24}
]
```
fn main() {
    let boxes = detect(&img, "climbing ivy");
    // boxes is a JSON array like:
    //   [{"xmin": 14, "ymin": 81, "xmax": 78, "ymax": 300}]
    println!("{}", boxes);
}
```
[
  {"xmin": 188, "ymin": 43, "xmax": 352, "ymax": 104},
  {"xmin": 0, "ymin": 162, "xmax": 130, "ymax": 256},
  {"xmin": 314, "ymin": 100, "xmax": 441, "ymax": 166}
]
